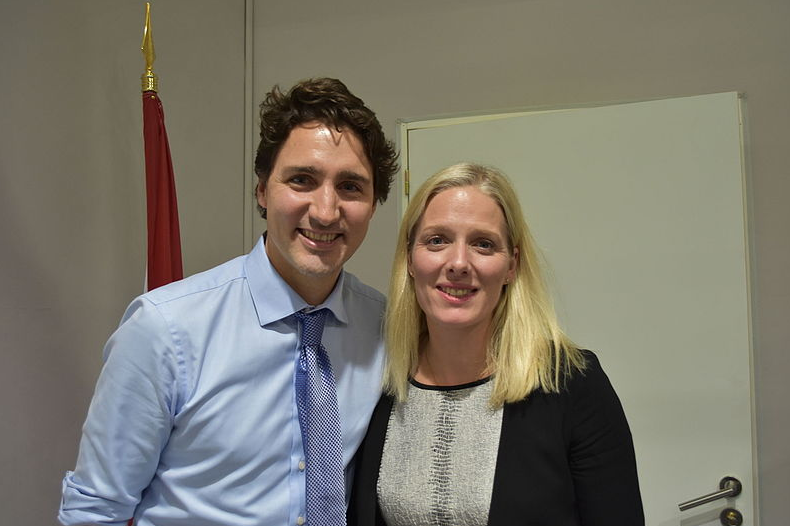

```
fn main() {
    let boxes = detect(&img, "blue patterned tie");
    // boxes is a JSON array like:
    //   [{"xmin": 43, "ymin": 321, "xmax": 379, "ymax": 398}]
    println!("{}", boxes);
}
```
[{"xmin": 294, "ymin": 309, "xmax": 346, "ymax": 526}]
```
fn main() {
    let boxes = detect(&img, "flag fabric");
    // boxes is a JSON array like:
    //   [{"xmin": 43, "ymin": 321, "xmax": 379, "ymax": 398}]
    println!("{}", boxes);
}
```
[{"xmin": 142, "ymin": 91, "xmax": 183, "ymax": 290}]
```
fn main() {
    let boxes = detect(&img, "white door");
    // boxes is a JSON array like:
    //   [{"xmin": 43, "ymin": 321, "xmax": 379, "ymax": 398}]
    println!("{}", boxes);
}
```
[{"xmin": 402, "ymin": 92, "xmax": 755, "ymax": 526}]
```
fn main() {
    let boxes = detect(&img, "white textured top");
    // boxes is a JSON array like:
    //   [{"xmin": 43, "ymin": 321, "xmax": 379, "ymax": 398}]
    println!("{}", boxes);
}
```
[{"xmin": 377, "ymin": 377, "xmax": 503, "ymax": 526}]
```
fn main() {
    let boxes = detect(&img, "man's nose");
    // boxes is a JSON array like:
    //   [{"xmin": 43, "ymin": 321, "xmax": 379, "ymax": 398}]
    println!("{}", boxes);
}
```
[{"xmin": 310, "ymin": 185, "xmax": 341, "ymax": 226}]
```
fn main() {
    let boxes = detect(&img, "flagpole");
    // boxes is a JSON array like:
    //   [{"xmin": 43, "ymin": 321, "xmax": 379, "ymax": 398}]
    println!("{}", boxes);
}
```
[
  {"xmin": 141, "ymin": 2, "xmax": 157, "ymax": 93},
  {"xmin": 140, "ymin": 2, "xmax": 183, "ymax": 292}
]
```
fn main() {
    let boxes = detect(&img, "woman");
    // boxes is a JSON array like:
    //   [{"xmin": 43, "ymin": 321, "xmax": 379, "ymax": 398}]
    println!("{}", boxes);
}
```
[{"xmin": 349, "ymin": 163, "xmax": 643, "ymax": 526}]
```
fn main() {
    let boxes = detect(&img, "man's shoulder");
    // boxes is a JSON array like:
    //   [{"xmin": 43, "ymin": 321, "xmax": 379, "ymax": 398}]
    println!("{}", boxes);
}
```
[
  {"xmin": 341, "ymin": 271, "xmax": 386, "ymax": 308},
  {"xmin": 143, "ymin": 253, "xmax": 249, "ymax": 306}
]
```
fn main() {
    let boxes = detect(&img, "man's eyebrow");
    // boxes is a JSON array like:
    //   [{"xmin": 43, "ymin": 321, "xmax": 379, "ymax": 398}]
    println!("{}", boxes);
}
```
[
  {"xmin": 280, "ymin": 166, "xmax": 372, "ymax": 184},
  {"xmin": 281, "ymin": 165, "xmax": 320, "ymax": 176},
  {"xmin": 338, "ymin": 170, "xmax": 372, "ymax": 184}
]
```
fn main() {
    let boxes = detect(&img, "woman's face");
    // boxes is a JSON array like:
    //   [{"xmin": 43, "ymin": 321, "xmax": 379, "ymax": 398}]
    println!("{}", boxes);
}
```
[{"xmin": 408, "ymin": 186, "xmax": 518, "ymax": 334}]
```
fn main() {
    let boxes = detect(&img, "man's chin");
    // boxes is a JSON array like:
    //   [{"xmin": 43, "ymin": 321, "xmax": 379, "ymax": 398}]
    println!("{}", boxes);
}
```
[{"xmin": 294, "ymin": 254, "xmax": 347, "ymax": 279}]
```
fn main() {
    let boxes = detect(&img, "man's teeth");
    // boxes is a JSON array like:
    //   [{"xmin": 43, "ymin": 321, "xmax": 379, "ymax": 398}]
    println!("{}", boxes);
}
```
[
  {"xmin": 442, "ymin": 287, "xmax": 473, "ymax": 297},
  {"xmin": 302, "ymin": 230, "xmax": 337, "ymax": 242}
]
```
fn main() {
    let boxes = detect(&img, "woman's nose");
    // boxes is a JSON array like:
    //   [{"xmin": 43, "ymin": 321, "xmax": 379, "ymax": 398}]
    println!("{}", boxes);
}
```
[{"xmin": 446, "ymin": 244, "xmax": 470, "ymax": 275}]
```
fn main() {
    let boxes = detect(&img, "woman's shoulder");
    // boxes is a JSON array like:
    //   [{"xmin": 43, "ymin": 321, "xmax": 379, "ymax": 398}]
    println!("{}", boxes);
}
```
[
  {"xmin": 511, "ymin": 349, "xmax": 609, "ymax": 405},
  {"xmin": 505, "ymin": 348, "xmax": 628, "ymax": 430},
  {"xmin": 563, "ymin": 348, "xmax": 611, "ymax": 393},
  {"xmin": 575, "ymin": 348, "xmax": 603, "ymax": 375}
]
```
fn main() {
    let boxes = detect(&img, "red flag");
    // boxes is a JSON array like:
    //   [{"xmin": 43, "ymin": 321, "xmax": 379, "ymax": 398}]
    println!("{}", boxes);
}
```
[{"xmin": 142, "ymin": 91, "xmax": 183, "ymax": 290}]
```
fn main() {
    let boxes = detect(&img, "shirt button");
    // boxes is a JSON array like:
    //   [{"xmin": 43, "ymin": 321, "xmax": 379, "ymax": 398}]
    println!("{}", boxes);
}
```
[
  {"xmin": 296, "ymin": 516, "xmax": 305, "ymax": 525},
  {"xmin": 298, "ymin": 460, "xmax": 306, "ymax": 471}
]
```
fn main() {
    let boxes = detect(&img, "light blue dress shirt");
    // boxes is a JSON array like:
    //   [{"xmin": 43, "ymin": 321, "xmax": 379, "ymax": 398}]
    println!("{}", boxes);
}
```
[{"xmin": 59, "ymin": 237, "xmax": 386, "ymax": 526}]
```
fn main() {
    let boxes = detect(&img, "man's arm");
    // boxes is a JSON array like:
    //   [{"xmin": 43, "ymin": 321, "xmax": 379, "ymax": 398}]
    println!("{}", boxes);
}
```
[{"xmin": 59, "ymin": 298, "xmax": 179, "ymax": 525}]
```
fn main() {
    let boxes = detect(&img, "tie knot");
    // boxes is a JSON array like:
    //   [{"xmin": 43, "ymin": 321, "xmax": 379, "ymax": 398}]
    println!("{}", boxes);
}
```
[{"xmin": 295, "ymin": 309, "xmax": 328, "ymax": 347}]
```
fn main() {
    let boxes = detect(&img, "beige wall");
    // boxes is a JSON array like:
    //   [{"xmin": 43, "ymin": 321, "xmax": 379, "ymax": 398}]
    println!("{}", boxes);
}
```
[
  {"xmin": 0, "ymin": 1, "xmax": 246, "ymax": 524},
  {"xmin": 1, "ymin": 0, "xmax": 787, "ymax": 524}
]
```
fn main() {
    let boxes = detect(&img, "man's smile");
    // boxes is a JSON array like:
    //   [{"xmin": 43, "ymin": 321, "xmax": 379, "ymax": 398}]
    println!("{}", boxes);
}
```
[{"xmin": 299, "ymin": 229, "xmax": 342, "ymax": 243}]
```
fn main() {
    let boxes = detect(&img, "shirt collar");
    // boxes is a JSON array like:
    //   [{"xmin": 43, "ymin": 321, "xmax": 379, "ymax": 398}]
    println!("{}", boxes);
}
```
[{"xmin": 244, "ymin": 235, "xmax": 349, "ymax": 327}]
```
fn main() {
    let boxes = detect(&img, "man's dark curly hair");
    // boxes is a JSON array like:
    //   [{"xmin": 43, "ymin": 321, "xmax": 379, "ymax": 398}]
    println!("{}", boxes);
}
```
[{"xmin": 254, "ymin": 77, "xmax": 398, "ymax": 219}]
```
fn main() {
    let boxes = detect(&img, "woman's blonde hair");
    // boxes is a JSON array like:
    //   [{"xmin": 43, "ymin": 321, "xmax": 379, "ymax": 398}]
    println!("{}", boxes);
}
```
[{"xmin": 384, "ymin": 162, "xmax": 584, "ymax": 406}]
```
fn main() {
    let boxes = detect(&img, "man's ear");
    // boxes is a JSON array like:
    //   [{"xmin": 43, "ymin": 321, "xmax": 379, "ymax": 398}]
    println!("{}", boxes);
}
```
[{"xmin": 256, "ymin": 179, "xmax": 267, "ymax": 208}]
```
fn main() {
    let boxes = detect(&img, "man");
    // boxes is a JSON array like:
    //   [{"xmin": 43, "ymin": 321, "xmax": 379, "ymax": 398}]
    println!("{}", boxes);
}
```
[{"xmin": 59, "ymin": 78, "xmax": 398, "ymax": 526}]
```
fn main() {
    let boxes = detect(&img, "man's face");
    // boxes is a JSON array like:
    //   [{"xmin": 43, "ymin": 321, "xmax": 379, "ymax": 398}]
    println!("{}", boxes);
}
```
[{"xmin": 258, "ymin": 121, "xmax": 376, "ymax": 303}]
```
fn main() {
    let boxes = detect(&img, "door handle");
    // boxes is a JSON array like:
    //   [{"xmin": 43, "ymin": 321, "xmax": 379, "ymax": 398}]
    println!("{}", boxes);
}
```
[{"xmin": 678, "ymin": 476, "xmax": 742, "ymax": 511}]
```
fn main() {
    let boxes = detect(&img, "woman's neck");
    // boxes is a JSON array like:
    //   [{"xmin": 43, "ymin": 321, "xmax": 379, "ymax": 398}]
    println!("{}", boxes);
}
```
[{"xmin": 414, "ymin": 321, "xmax": 491, "ymax": 386}]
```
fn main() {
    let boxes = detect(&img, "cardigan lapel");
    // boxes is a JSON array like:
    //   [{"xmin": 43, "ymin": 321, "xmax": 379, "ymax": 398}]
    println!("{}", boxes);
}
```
[{"xmin": 349, "ymin": 394, "xmax": 394, "ymax": 526}]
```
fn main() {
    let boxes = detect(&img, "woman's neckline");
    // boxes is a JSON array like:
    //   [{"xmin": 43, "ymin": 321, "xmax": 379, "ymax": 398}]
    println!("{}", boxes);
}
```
[{"xmin": 409, "ymin": 376, "xmax": 492, "ymax": 391}]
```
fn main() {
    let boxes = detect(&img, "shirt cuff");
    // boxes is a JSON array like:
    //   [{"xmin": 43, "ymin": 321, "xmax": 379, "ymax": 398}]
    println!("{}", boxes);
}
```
[{"xmin": 58, "ymin": 471, "xmax": 134, "ymax": 525}]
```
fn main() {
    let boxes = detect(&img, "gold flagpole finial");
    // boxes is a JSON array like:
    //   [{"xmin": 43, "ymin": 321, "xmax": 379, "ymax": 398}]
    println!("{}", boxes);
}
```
[{"xmin": 141, "ymin": 2, "xmax": 158, "ymax": 92}]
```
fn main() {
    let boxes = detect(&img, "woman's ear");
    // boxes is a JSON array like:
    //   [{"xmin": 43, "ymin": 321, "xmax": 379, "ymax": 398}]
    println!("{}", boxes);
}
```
[{"xmin": 507, "ymin": 246, "xmax": 519, "ymax": 283}]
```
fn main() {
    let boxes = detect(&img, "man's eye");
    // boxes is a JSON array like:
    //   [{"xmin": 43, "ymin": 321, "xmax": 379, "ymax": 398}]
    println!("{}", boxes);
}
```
[
  {"xmin": 288, "ymin": 175, "xmax": 309, "ymax": 185},
  {"xmin": 339, "ymin": 181, "xmax": 362, "ymax": 193}
]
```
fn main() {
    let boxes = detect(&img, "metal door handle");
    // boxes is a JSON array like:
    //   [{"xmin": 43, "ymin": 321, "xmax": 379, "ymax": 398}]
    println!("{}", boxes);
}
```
[{"xmin": 678, "ymin": 477, "xmax": 742, "ymax": 511}]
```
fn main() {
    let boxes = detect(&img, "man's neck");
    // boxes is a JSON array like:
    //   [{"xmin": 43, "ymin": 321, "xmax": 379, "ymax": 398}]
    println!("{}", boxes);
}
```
[{"xmin": 292, "ymin": 275, "xmax": 339, "ymax": 306}]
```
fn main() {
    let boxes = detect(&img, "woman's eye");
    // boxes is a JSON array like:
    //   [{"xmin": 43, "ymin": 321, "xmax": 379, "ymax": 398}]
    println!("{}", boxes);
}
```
[
  {"xmin": 426, "ymin": 236, "xmax": 445, "ymax": 246},
  {"xmin": 475, "ymin": 240, "xmax": 494, "ymax": 250}
]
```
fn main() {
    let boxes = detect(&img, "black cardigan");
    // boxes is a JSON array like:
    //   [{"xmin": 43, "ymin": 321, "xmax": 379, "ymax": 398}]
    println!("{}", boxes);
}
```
[{"xmin": 348, "ymin": 351, "xmax": 644, "ymax": 526}]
